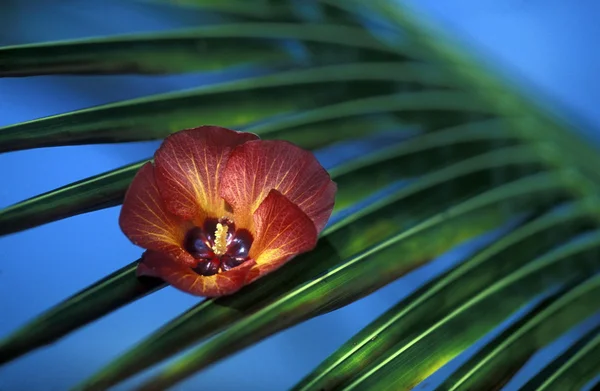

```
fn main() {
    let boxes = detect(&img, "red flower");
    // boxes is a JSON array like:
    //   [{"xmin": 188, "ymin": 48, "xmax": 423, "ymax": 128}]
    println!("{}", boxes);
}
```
[{"xmin": 119, "ymin": 126, "xmax": 337, "ymax": 297}]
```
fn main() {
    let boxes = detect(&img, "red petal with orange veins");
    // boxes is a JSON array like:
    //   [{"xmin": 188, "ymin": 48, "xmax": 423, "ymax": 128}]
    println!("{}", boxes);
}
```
[
  {"xmin": 119, "ymin": 163, "xmax": 195, "ymax": 266},
  {"xmin": 138, "ymin": 251, "xmax": 256, "ymax": 297},
  {"xmin": 246, "ymin": 189, "xmax": 318, "ymax": 284},
  {"xmin": 220, "ymin": 140, "xmax": 336, "ymax": 233},
  {"xmin": 154, "ymin": 126, "xmax": 259, "ymax": 221}
]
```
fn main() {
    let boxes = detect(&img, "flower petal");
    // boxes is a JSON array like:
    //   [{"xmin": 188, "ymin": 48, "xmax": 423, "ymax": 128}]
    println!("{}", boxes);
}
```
[
  {"xmin": 138, "ymin": 250, "xmax": 256, "ymax": 297},
  {"xmin": 154, "ymin": 126, "xmax": 259, "ymax": 221},
  {"xmin": 119, "ymin": 163, "xmax": 194, "ymax": 266},
  {"xmin": 246, "ymin": 189, "xmax": 318, "ymax": 284},
  {"xmin": 220, "ymin": 140, "xmax": 336, "ymax": 233}
]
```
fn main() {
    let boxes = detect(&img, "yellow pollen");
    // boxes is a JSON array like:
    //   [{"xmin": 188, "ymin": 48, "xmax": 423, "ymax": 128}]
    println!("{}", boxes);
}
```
[{"xmin": 212, "ymin": 223, "xmax": 229, "ymax": 256}]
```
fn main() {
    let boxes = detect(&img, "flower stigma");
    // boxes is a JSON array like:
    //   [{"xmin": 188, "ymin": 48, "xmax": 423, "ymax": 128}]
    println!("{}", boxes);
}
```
[{"xmin": 212, "ymin": 222, "xmax": 229, "ymax": 256}]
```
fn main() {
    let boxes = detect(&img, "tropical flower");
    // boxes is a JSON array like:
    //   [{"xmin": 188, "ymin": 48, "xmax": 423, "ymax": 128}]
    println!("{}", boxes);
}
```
[{"xmin": 119, "ymin": 126, "xmax": 337, "ymax": 297}]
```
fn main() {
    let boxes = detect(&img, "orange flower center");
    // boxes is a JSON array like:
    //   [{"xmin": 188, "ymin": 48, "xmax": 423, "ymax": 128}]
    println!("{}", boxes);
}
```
[{"xmin": 184, "ymin": 217, "xmax": 253, "ymax": 276}]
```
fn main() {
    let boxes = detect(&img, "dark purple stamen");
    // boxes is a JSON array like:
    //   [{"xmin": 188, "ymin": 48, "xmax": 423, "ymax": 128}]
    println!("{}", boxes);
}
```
[{"xmin": 184, "ymin": 217, "xmax": 253, "ymax": 276}]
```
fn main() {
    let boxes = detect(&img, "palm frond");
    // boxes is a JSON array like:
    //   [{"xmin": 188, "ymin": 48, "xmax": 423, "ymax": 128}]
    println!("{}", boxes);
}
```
[
  {"xmin": 0, "ymin": 63, "xmax": 463, "ymax": 152},
  {"xmin": 519, "ymin": 322, "xmax": 600, "ymax": 391},
  {"xmin": 1, "ymin": 0, "xmax": 599, "ymax": 390},
  {"xmin": 293, "ymin": 202, "xmax": 597, "ymax": 390},
  {"xmin": 433, "ymin": 271, "xmax": 600, "ymax": 390},
  {"xmin": 0, "ymin": 24, "xmax": 396, "ymax": 76}
]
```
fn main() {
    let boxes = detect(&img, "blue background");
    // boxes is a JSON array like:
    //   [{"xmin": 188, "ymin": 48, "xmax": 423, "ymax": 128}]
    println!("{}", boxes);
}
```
[{"xmin": 1, "ymin": 1, "xmax": 599, "ymax": 390}]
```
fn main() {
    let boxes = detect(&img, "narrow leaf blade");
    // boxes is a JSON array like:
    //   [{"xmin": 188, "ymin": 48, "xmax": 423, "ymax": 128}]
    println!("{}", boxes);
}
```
[
  {"xmin": 343, "ymin": 229, "xmax": 600, "ymax": 391},
  {"xmin": 0, "ymin": 24, "xmax": 398, "ymax": 76},
  {"xmin": 0, "ymin": 63, "xmax": 474, "ymax": 153},
  {"xmin": 0, "ymin": 260, "xmax": 164, "ymax": 365},
  {"xmin": 520, "ymin": 323, "xmax": 600, "ymax": 391},
  {"xmin": 435, "ymin": 273, "xmax": 600, "ymax": 391}
]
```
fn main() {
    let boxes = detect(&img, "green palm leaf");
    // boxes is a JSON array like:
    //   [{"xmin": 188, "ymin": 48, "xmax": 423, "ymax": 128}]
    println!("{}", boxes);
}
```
[
  {"xmin": 433, "ymin": 271, "xmax": 600, "ymax": 390},
  {"xmin": 0, "ymin": 24, "xmax": 396, "ymax": 76},
  {"xmin": 0, "ymin": 64, "xmax": 463, "ymax": 152},
  {"xmin": 520, "ymin": 322, "xmax": 600, "ymax": 390},
  {"xmin": 1, "ymin": 0, "xmax": 599, "ymax": 390},
  {"xmin": 143, "ymin": 0, "xmax": 297, "ymax": 19},
  {"xmin": 333, "ymin": 231, "xmax": 600, "ymax": 391},
  {"xmin": 0, "ymin": 259, "xmax": 161, "ymax": 365},
  {"xmin": 293, "ymin": 202, "xmax": 596, "ymax": 390}
]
